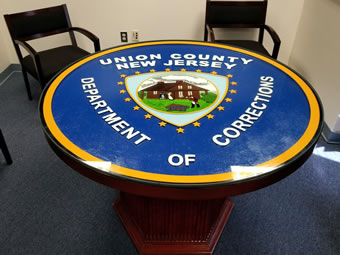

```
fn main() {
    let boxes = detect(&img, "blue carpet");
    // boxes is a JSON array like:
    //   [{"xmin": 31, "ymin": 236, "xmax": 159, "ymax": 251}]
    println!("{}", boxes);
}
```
[{"xmin": 0, "ymin": 71, "xmax": 339, "ymax": 254}]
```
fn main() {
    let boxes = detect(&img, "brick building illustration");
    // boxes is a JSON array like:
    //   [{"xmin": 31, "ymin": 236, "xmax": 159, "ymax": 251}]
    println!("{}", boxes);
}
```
[{"xmin": 139, "ymin": 80, "xmax": 209, "ymax": 100}]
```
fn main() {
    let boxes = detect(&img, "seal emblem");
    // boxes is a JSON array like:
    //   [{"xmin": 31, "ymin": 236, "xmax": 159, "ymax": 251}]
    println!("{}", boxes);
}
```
[{"xmin": 125, "ymin": 71, "xmax": 228, "ymax": 126}]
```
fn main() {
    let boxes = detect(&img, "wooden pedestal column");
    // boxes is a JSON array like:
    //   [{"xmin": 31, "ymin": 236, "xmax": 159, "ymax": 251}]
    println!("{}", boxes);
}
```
[{"xmin": 114, "ymin": 192, "xmax": 234, "ymax": 255}]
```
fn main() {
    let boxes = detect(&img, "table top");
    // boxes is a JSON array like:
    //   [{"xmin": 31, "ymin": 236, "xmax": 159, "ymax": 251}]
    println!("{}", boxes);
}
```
[{"xmin": 40, "ymin": 40, "xmax": 323, "ymax": 188}]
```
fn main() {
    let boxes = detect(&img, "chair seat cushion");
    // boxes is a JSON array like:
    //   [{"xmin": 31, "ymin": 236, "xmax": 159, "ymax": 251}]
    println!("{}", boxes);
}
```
[
  {"xmin": 22, "ymin": 45, "xmax": 89, "ymax": 84},
  {"xmin": 215, "ymin": 40, "xmax": 270, "ymax": 57}
]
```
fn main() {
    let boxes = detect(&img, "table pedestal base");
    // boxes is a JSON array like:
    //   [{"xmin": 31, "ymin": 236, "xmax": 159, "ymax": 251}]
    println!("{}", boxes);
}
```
[{"xmin": 114, "ymin": 192, "xmax": 234, "ymax": 255}]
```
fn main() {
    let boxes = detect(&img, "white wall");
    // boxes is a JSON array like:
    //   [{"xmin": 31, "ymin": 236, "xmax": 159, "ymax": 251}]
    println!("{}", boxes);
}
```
[
  {"xmin": 0, "ymin": 0, "xmax": 206, "ymax": 70},
  {"xmin": 0, "ymin": 33, "xmax": 10, "ymax": 72},
  {"xmin": 265, "ymin": 0, "xmax": 304, "ymax": 63},
  {"xmin": 0, "ymin": 0, "xmax": 303, "ymax": 72},
  {"xmin": 289, "ymin": 0, "xmax": 340, "ymax": 132}
]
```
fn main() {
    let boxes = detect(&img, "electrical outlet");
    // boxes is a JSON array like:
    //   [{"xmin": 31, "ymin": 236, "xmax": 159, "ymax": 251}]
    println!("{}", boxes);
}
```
[
  {"xmin": 132, "ymin": 30, "xmax": 139, "ymax": 42},
  {"xmin": 120, "ymin": 32, "xmax": 128, "ymax": 42}
]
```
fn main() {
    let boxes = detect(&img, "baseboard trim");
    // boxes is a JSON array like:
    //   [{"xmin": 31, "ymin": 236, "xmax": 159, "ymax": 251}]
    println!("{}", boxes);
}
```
[
  {"xmin": 0, "ymin": 64, "xmax": 21, "ymax": 85},
  {"xmin": 322, "ymin": 122, "xmax": 340, "ymax": 144}
]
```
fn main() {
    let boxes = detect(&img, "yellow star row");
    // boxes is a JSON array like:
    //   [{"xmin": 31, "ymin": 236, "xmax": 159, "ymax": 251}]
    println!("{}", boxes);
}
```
[
  {"xmin": 157, "ymin": 121, "xmax": 201, "ymax": 128},
  {"xmin": 125, "ymin": 107, "xmax": 224, "ymax": 132}
]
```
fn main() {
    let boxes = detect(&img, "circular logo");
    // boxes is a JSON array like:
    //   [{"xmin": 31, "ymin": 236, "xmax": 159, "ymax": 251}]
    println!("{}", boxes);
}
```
[{"xmin": 41, "ymin": 41, "xmax": 322, "ymax": 185}]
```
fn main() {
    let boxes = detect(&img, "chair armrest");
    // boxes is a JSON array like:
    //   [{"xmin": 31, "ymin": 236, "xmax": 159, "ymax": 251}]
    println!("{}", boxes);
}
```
[
  {"xmin": 14, "ymin": 39, "xmax": 38, "ymax": 58},
  {"xmin": 69, "ymin": 27, "xmax": 101, "ymax": 52},
  {"xmin": 206, "ymin": 24, "xmax": 216, "ymax": 42},
  {"xmin": 263, "ymin": 25, "xmax": 281, "ymax": 59},
  {"xmin": 14, "ymin": 39, "xmax": 43, "ymax": 79}
]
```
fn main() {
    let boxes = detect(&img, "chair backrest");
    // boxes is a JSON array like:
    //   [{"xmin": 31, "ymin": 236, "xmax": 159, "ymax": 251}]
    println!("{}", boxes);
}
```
[
  {"xmin": 4, "ymin": 4, "xmax": 76, "ymax": 44},
  {"xmin": 205, "ymin": 0, "xmax": 268, "ymax": 28}
]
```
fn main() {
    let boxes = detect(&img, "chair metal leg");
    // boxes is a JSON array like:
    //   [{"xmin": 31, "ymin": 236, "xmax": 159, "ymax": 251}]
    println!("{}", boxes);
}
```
[
  {"xmin": 0, "ymin": 130, "xmax": 13, "ymax": 165},
  {"xmin": 21, "ymin": 70, "xmax": 33, "ymax": 100}
]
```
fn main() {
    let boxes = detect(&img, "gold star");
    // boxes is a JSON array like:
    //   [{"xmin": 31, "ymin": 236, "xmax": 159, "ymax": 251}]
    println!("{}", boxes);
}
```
[
  {"xmin": 231, "ymin": 81, "xmax": 238, "ymax": 85},
  {"xmin": 165, "ymin": 68, "xmax": 171, "ymax": 72},
  {"xmin": 150, "ymin": 69, "xmax": 156, "ymax": 73},
  {"xmin": 180, "ymin": 68, "xmax": 186, "ymax": 72},
  {"xmin": 144, "ymin": 114, "xmax": 152, "ymax": 119},
  {"xmin": 225, "ymin": 98, "xmax": 232, "ymax": 102},
  {"xmin": 211, "ymin": 71, "xmax": 217, "ymax": 75},
  {"xmin": 176, "ymin": 128, "xmax": 184, "ymax": 134},
  {"xmin": 125, "ymin": 98, "xmax": 131, "ymax": 102},
  {"xmin": 230, "ymin": 89, "xmax": 237, "ymax": 94},
  {"xmin": 196, "ymin": 69, "xmax": 202, "ymax": 73},
  {"xmin": 159, "ymin": 122, "xmax": 166, "ymax": 127},
  {"xmin": 117, "ymin": 81, "xmax": 124, "ymax": 85},
  {"xmin": 227, "ymin": 74, "xmax": 233, "ymax": 78},
  {"xmin": 120, "ymin": 74, "xmax": 126, "ymax": 78},
  {"xmin": 120, "ymin": 89, "xmax": 126, "ymax": 94},
  {"xmin": 207, "ymin": 114, "xmax": 214, "ymax": 119},
  {"xmin": 218, "ymin": 106, "xmax": 225, "ymax": 111},
  {"xmin": 193, "ymin": 122, "xmax": 201, "ymax": 127},
  {"xmin": 135, "ymin": 71, "xmax": 141, "ymax": 75},
  {"xmin": 133, "ymin": 106, "xmax": 140, "ymax": 111}
]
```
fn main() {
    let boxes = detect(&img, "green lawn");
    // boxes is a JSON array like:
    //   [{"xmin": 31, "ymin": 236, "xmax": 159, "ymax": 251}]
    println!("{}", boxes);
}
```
[{"xmin": 141, "ymin": 98, "xmax": 215, "ymax": 113}]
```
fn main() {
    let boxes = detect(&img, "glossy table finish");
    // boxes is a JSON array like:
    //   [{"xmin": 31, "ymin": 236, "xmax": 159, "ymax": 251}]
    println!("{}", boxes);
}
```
[{"xmin": 40, "ymin": 41, "xmax": 323, "ymax": 254}]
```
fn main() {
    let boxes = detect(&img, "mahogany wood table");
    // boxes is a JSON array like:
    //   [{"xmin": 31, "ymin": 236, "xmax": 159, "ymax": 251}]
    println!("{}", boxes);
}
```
[{"xmin": 39, "ymin": 41, "xmax": 323, "ymax": 254}]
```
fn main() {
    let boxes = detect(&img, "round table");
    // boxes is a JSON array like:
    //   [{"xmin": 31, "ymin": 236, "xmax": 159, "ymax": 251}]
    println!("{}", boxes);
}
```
[{"xmin": 39, "ymin": 41, "xmax": 323, "ymax": 255}]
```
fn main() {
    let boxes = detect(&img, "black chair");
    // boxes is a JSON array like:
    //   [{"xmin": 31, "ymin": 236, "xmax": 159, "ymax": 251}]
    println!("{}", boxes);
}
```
[
  {"xmin": 0, "ymin": 129, "xmax": 12, "ymax": 165},
  {"xmin": 204, "ymin": 0, "xmax": 281, "ymax": 59},
  {"xmin": 4, "ymin": 4, "xmax": 101, "ymax": 100}
]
